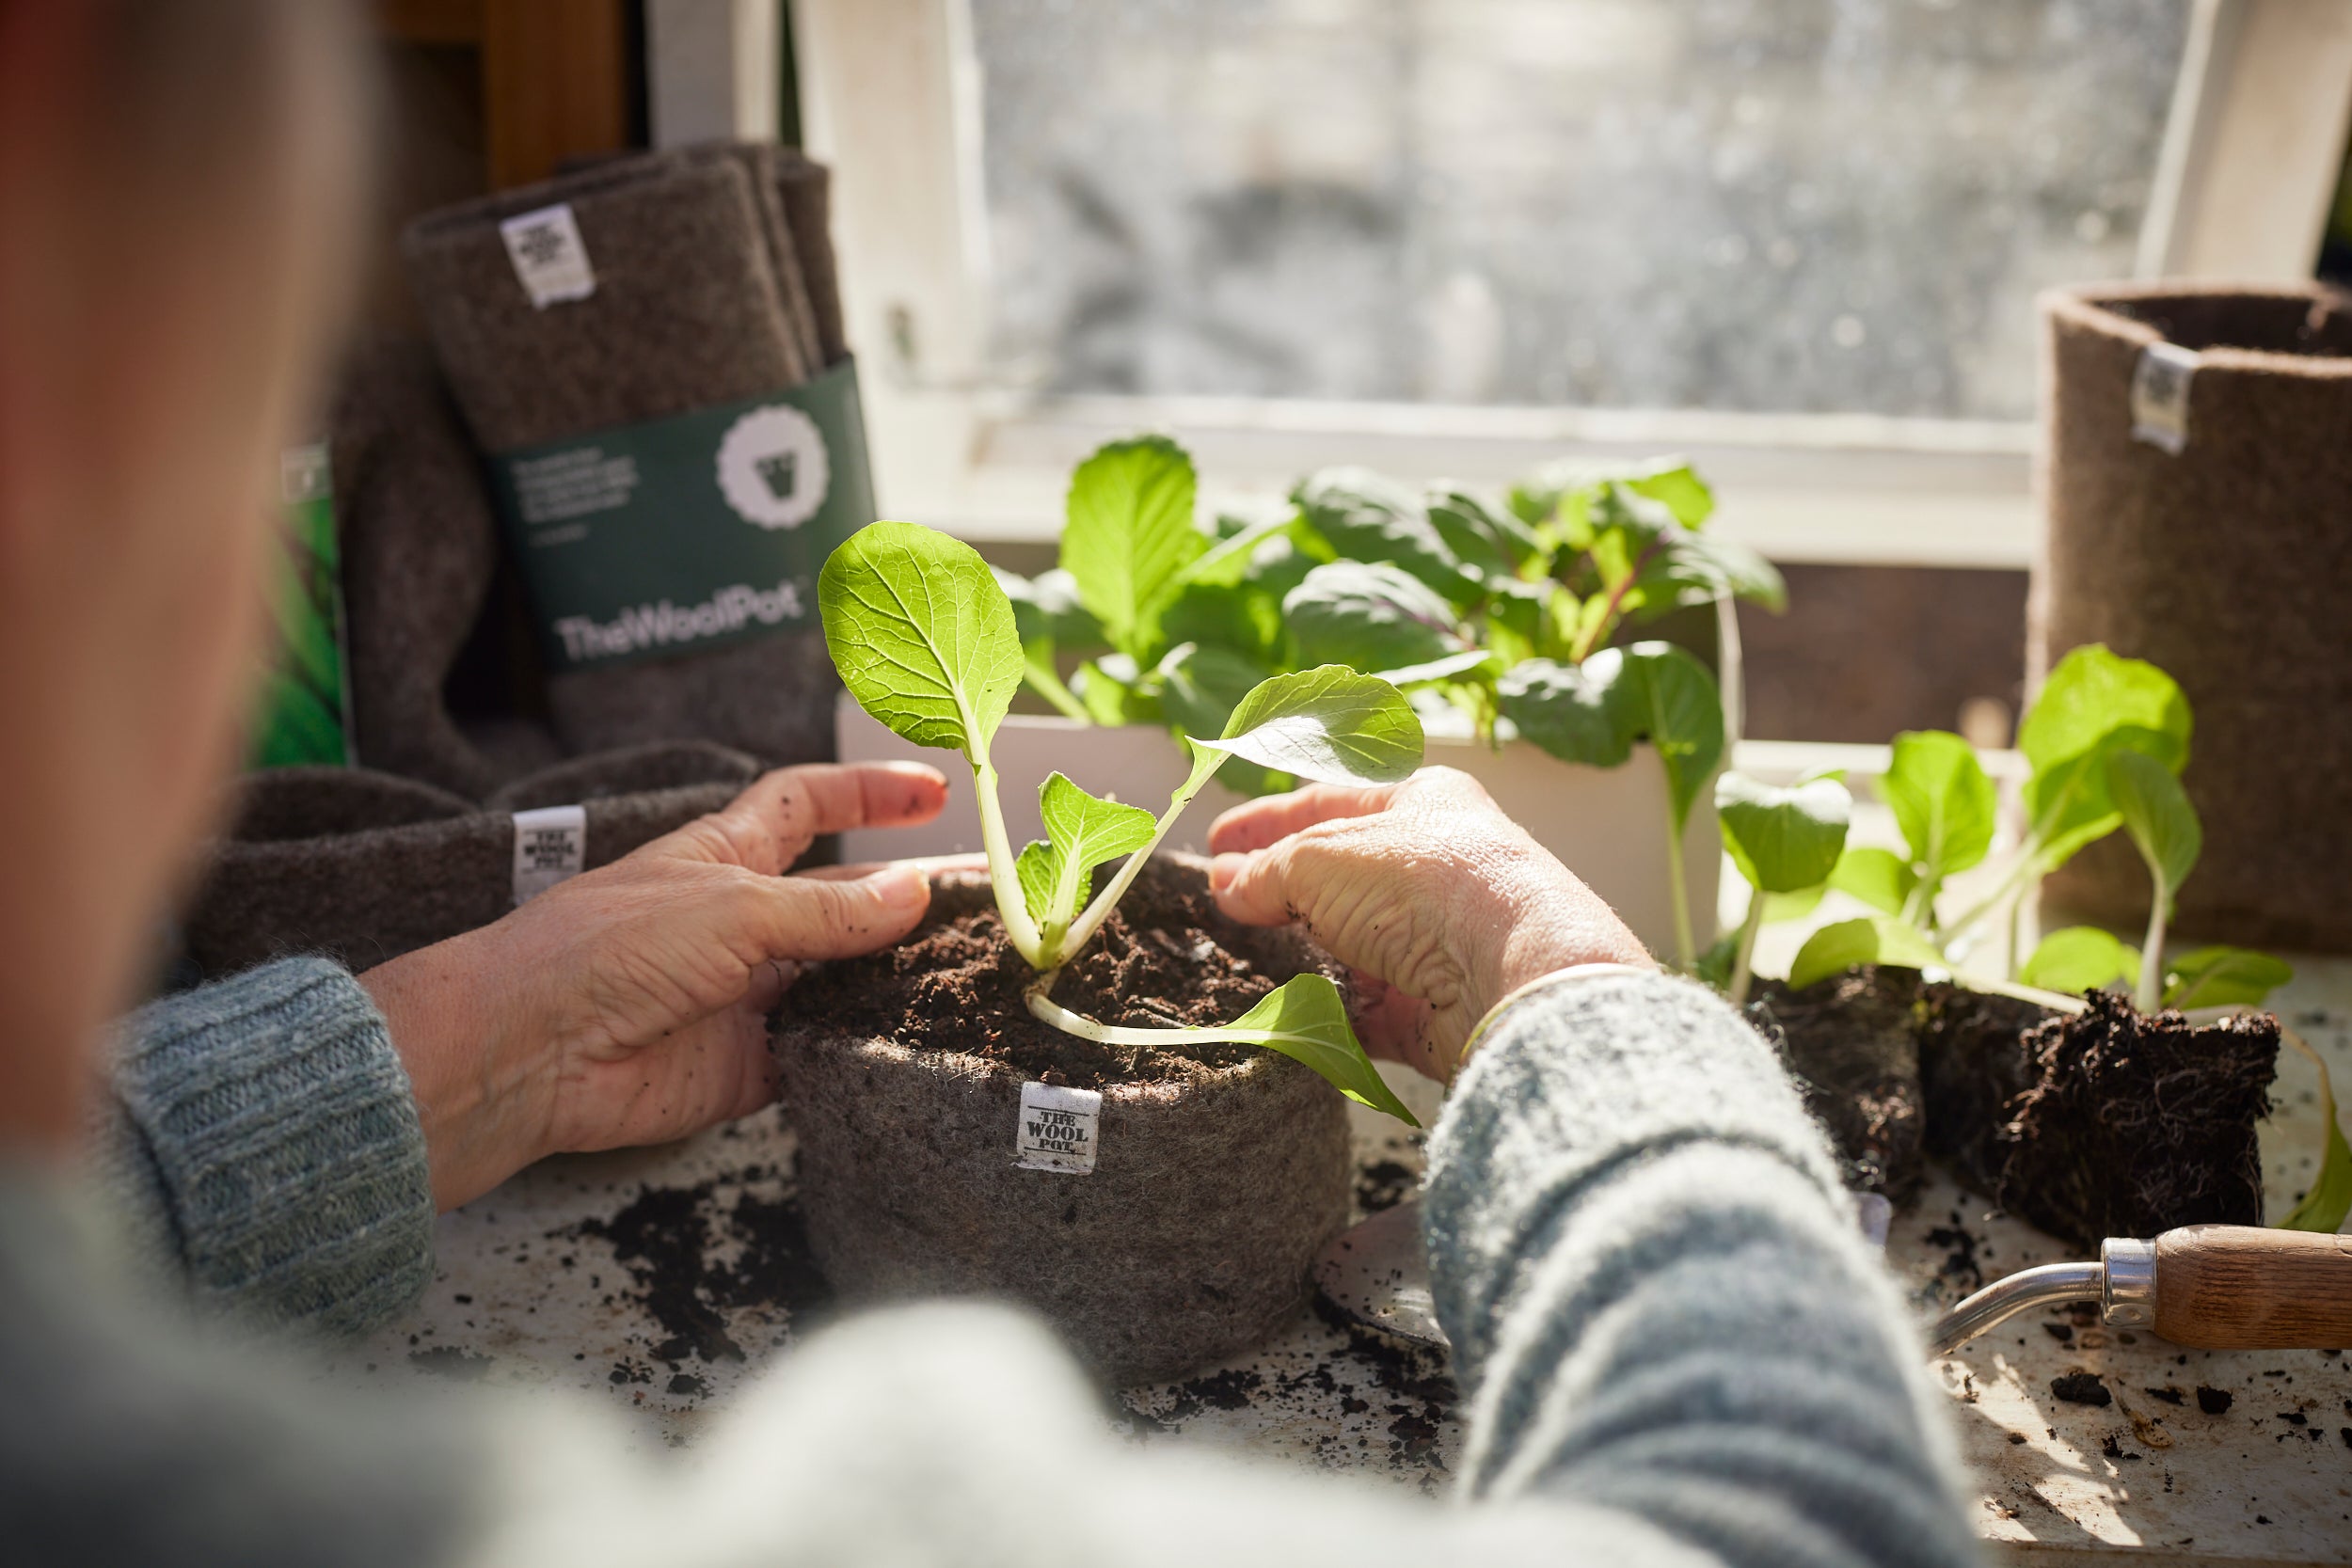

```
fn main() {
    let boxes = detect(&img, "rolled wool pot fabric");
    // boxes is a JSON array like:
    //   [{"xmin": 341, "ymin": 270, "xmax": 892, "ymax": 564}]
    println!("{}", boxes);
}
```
[
  {"xmin": 330, "ymin": 340, "xmax": 510, "ymax": 799},
  {"xmin": 2031, "ymin": 282, "xmax": 2352, "ymax": 951},
  {"xmin": 402, "ymin": 150, "xmax": 841, "ymax": 766},
  {"xmin": 181, "ymin": 749, "xmax": 759, "ymax": 977},
  {"xmin": 771, "ymin": 149, "xmax": 848, "ymax": 364}
]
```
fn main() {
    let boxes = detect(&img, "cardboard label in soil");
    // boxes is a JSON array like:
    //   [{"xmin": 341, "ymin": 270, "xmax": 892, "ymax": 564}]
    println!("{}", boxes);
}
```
[
  {"xmin": 1014, "ymin": 1081, "xmax": 1102, "ymax": 1175},
  {"xmin": 486, "ymin": 360, "xmax": 875, "ymax": 673}
]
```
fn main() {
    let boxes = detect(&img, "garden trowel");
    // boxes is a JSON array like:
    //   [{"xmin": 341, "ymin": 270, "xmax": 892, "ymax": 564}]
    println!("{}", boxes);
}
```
[
  {"xmin": 1929, "ymin": 1225, "xmax": 2352, "ymax": 1355},
  {"xmin": 1317, "ymin": 1210, "xmax": 2352, "ymax": 1358}
]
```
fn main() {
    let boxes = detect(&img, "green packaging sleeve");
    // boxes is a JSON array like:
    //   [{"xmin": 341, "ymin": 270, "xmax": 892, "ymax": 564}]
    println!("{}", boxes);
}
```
[{"xmin": 486, "ymin": 359, "xmax": 874, "ymax": 673}]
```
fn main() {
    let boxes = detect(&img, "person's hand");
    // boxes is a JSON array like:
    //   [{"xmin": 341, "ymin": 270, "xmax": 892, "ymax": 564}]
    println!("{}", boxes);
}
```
[
  {"xmin": 1207, "ymin": 767, "xmax": 1651, "ymax": 1082},
  {"xmin": 361, "ymin": 762, "xmax": 946, "ymax": 1210}
]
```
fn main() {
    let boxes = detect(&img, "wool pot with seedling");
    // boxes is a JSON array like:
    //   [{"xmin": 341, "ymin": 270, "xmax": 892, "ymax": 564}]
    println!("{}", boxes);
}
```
[{"xmin": 779, "ymin": 519, "xmax": 1423, "ymax": 1384}]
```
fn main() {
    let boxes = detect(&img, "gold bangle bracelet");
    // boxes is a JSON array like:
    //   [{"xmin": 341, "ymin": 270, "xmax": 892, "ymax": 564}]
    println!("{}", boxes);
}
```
[{"xmin": 1455, "ymin": 962, "xmax": 1659, "ymax": 1071}]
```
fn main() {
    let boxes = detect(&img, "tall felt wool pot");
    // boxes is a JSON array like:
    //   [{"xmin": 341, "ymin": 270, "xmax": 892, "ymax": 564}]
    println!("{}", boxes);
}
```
[
  {"xmin": 774, "ymin": 859, "xmax": 1353, "ymax": 1386},
  {"xmin": 2032, "ymin": 284, "xmax": 2352, "ymax": 950}
]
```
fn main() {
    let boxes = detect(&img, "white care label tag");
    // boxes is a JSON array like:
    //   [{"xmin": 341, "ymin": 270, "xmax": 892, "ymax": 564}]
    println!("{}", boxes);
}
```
[
  {"xmin": 500, "ymin": 203, "xmax": 596, "ymax": 309},
  {"xmin": 511, "ymin": 804, "xmax": 587, "ymax": 903},
  {"xmin": 1014, "ymin": 1082, "xmax": 1102, "ymax": 1174},
  {"xmin": 2129, "ymin": 341, "xmax": 2198, "ymax": 455}
]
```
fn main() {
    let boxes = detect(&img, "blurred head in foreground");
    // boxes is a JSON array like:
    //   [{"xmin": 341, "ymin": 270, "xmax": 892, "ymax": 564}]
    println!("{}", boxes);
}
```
[{"xmin": 0, "ymin": 1, "xmax": 368, "ymax": 1145}]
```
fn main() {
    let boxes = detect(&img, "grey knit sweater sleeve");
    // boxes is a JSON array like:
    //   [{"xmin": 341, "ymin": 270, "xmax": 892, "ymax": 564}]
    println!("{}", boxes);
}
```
[
  {"xmin": 1421, "ymin": 969, "xmax": 1978, "ymax": 1568},
  {"xmin": 86, "ymin": 956, "xmax": 435, "ymax": 1336}
]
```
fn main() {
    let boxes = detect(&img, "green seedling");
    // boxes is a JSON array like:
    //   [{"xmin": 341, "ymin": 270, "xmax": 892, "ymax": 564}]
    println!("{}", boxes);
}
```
[
  {"xmin": 820, "ymin": 519, "xmax": 1423, "ymax": 1124},
  {"xmin": 1714, "ymin": 770, "xmax": 1851, "ymax": 1005}
]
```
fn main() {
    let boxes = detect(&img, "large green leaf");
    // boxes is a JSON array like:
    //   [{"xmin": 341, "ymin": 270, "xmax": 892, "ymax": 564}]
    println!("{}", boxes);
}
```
[
  {"xmin": 1060, "ymin": 436, "xmax": 1204, "ymax": 660},
  {"xmin": 1716, "ymin": 771, "xmax": 1851, "ymax": 895},
  {"xmin": 1829, "ymin": 847, "xmax": 1918, "ymax": 916},
  {"xmin": 820, "ymin": 521, "xmax": 1023, "ymax": 757},
  {"xmin": 1788, "ymin": 915, "xmax": 1947, "ymax": 991},
  {"xmin": 1881, "ymin": 730, "xmax": 1996, "ymax": 888},
  {"xmin": 1291, "ymin": 467, "xmax": 1482, "ymax": 607},
  {"xmin": 1216, "ymin": 974, "xmax": 1419, "ymax": 1123},
  {"xmin": 1160, "ymin": 578, "xmax": 1288, "ymax": 668},
  {"xmin": 996, "ymin": 566, "xmax": 1103, "ymax": 652},
  {"xmin": 1373, "ymin": 648, "xmax": 1502, "ymax": 689},
  {"xmin": 1175, "ymin": 505, "xmax": 1294, "ymax": 590},
  {"xmin": 2019, "ymin": 645, "xmax": 2190, "ymax": 866},
  {"xmin": 1019, "ymin": 771, "xmax": 1158, "ymax": 931},
  {"xmin": 2107, "ymin": 747, "xmax": 2202, "ymax": 907},
  {"xmin": 1610, "ymin": 641, "xmax": 1725, "ymax": 831},
  {"xmin": 2163, "ymin": 946, "xmax": 2293, "ymax": 1010},
  {"xmin": 2019, "ymin": 927, "xmax": 2139, "ymax": 994},
  {"xmin": 1155, "ymin": 642, "xmax": 1291, "ymax": 796},
  {"xmin": 1495, "ymin": 653, "xmax": 1630, "ymax": 768},
  {"xmin": 1192, "ymin": 666, "xmax": 1423, "ymax": 786},
  {"xmin": 1427, "ymin": 487, "xmax": 1540, "ymax": 579},
  {"xmin": 1283, "ymin": 561, "xmax": 1461, "ymax": 673},
  {"xmin": 1629, "ymin": 526, "xmax": 1788, "ymax": 616}
]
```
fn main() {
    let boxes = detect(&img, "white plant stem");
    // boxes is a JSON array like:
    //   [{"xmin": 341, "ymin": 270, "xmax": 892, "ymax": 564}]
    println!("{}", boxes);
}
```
[
  {"xmin": 971, "ymin": 751, "xmax": 1045, "ymax": 965},
  {"xmin": 1053, "ymin": 745, "xmax": 1225, "ymax": 965},
  {"xmin": 1663, "ymin": 810, "xmax": 1694, "ymax": 971},
  {"xmin": 2137, "ymin": 893, "xmax": 2169, "ymax": 1013},
  {"xmin": 1727, "ymin": 891, "xmax": 1767, "ymax": 1006}
]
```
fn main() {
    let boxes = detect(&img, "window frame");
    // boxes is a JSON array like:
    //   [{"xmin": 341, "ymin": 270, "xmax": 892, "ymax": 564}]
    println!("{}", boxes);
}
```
[{"xmin": 787, "ymin": 0, "xmax": 2352, "ymax": 569}]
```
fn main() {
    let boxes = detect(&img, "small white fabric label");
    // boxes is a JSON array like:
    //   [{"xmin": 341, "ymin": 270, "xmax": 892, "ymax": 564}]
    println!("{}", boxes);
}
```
[
  {"xmin": 280, "ymin": 443, "xmax": 330, "ymax": 506},
  {"xmin": 1014, "ymin": 1082, "xmax": 1103, "ymax": 1174},
  {"xmin": 499, "ymin": 203, "xmax": 596, "ymax": 309},
  {"xmin": 511, "ymin": 804, "xmax": 587, "ymax": 903},
  {"xmin": 2129, "ymin": 341, "xmax": 2198, "ymax": 455}
]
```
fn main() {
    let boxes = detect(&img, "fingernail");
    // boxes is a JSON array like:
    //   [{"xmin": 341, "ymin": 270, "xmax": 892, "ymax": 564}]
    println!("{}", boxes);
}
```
[
  {"xmin": 870, "ymin": 863, "xmax": 930, "ymax": 906},
  {"xmin": 1209, "ymin": 852, "xmax": 1246, "ymax": 893}
]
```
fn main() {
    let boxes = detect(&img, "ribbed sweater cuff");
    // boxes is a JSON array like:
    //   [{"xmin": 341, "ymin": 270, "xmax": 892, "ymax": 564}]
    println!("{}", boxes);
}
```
[
  {"xmin": 106, "ymin": 958, "xmax": 434, "ymax": 1337},
  {"xmin": 1422, "ymin": 969, "xmax": 1849, "ymax": 1381}
]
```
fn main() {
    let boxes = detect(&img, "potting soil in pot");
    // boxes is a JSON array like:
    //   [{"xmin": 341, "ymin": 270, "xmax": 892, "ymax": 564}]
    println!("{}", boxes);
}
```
[{"xmin": 775, "ymin": 855, "xmax": 1354, "ymax": 1386}]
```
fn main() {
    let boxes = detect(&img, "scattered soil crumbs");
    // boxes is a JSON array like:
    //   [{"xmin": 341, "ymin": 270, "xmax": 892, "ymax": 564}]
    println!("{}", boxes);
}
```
[
  {"xmin": 1355, "ymin": 1160, "xmax": 1419, "ymax": 1215},
  {"xmin": 407, "ymin": 1346, "xmax": 494, "ymax": 1382},
  {"xmin": 568, "ymin": 1164, "xmax": 832, "ymax": 1370},
  {"xmin": 2000, "ymin": 992, "xmax": 2279, "ymax": 1251},
  {"xmin": 1115, "ymin": 1272, "xmax": 1459, "ymax": 1489},
  {"xmin": 2052, "ymin": 1371, "xmax": 2112, "ymax": 1407},
  {"xmin": 2197, "ymin": 1386, "xmax": 2234, "ymax": 1416},
  {"xmin": 787, "ymin": 861, "xmax": 1322, "ymax": 1088},
  {"xmin": 1747, "ymin": 968, "xmax": 1925, "ymax": 1201}
]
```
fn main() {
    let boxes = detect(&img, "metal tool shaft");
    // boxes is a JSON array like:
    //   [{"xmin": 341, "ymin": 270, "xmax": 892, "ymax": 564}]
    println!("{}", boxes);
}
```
[{"xmin": 1928, "ymin": 1260, "xmax": 2104, "ymax": 1357}]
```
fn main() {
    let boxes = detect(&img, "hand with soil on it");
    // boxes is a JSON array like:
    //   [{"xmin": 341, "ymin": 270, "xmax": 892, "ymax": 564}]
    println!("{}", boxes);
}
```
[
  {"xmin": 361, "ymin": 762, "xmax": 948, "ymax": 1210},
  {"xmin": 1206, "ymin": 766, "xmax": 1653, "ymax": 1082}
]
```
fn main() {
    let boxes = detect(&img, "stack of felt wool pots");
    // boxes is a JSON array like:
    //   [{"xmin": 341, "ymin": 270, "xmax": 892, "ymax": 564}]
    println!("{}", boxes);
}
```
[
  {"xmin": 2032, "ymin": 283, "xmax": 2352, "ymax": 952},
  {"xmin": 183, "ymin": 142, "xmax": 866, "ymax": 983}
]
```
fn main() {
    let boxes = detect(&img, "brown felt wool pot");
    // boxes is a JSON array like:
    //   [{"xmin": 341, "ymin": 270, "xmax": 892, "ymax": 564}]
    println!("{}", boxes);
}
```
[
  {"xmin": 180, "ymin": 744, "xmax": 761, "ymax": 977},
  {"xmin": 2032, "ymin": 282, "xmax": 2352, "ymax": 950},
  {"xmin": 774, "ymin": 858, "xmax": 1354, "ymax": 1386}
]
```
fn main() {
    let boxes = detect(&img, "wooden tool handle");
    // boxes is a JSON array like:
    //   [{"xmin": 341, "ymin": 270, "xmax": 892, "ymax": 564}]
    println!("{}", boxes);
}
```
[{"xmin": 2153, "ymin": 1226, "xmax": 2352, "ymax": 1349}]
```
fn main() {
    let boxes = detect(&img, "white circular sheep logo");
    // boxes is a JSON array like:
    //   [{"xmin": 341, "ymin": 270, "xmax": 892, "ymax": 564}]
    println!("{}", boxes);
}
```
[{"xmin": 716, "ymin": 404, "xmax": 829, "ymax": 530}]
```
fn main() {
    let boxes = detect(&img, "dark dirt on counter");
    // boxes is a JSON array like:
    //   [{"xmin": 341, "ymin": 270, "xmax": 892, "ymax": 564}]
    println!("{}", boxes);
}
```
[{"xmin": 786, "ymin": 867, "xmax": 1319, "ymax": 1089}]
